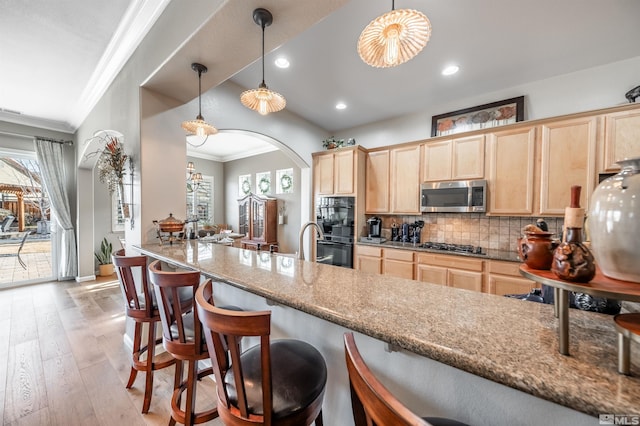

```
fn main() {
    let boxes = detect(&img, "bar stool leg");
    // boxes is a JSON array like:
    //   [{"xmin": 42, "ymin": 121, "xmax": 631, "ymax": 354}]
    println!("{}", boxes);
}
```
[
  {"xmin": 127, "ymin": 322, "xmax": 142, "ymax": 388},
  {"xmin": 142, "ymin": 321, "xmax": 157, "ymax": 413},
  {"xmin": 618, "ymin": 332, "xmax": 631, "ymax": 375}
]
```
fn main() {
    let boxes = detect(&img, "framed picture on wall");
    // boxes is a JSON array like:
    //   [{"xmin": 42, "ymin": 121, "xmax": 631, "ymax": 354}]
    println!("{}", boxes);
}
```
[
  {"xmin": 431, "ymin": 96, "xmax": 525, "ymax": 137},
  {"xmin": 239, "ymin": 174, "xmax": 252, "ymax": 196}
]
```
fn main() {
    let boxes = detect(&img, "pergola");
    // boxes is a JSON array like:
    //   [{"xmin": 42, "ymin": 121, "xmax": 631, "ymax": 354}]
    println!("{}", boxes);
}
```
[{"xmin": 0, "ymin": 160, "xmax": 43, "ymax": 232}]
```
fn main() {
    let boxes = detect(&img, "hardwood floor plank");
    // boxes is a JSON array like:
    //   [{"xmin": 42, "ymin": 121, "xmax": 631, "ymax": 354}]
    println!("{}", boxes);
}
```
[
  {"xmin": 80, "ymin": 358, "xmax": 146, "ymax": 426},
  {"xmin": 8, "ymin": 300, "xmax": 36, "ymax": 347},
  {"xmin": 35, "ymin": 311, "xmax": 71, "ymax": 361},
  {"xmin": 4, "ymin": 406, "xmax": 50, "ymax": 426},
  {"xmin": 0, "ymin": 354, "xmax": 7, "ymax": 425},
  {"xmin": 43, "ymin": 354, "xmax": 99, "ymax": 426},
  {"xmin": 0, "ymin": 318, "xmax": 10, "ymax": 360},
  {"xmin": 65, "ymin": 327, "xmax": 107, "ymax": 370},
  {"xmin": 4, "ymin": 340, "xmax": 47, "ymax": 424}
]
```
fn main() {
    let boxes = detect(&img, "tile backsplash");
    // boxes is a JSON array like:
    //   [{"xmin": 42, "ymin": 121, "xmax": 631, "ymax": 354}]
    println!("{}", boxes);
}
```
[{"xmin": 371, "ymin": 213, "xmax": 564, "ymax": 252}]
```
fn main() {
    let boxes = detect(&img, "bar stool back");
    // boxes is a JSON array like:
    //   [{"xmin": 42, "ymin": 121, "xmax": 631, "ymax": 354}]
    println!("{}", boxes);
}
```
[
  {"xmin": 112, "ymin": 249, "xmax": 175, "ymax": 413},
  {"xmin": 148, "ymin": 259, "xmax": 218, "ymax": 426},
  {"xmin": 195, "ymin": 280, "xmax": 327, "ymax": 426},
  {"xmin": 344, "ymin": 332, "xmax": 469, "ymax": 426}
]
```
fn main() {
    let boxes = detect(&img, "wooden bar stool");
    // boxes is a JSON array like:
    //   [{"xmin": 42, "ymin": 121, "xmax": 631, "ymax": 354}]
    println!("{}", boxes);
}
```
[
  {"xmin": 148, "ymin": 259, "xmax": 217, "ymax": 426},
  {"xmin": 195, "ymin": 280, "xmax": 327, "ymax": 426},
  {"xmin": 614, "ymin": 313, "xmax": 640, "ymax": 375},
  {"xmin": 344, "ymin": 332, "xmax": 469, "ymax": 426},
  {"xmin": 112, "ymin": 249, "xmax": 176, "ymax": 414}
]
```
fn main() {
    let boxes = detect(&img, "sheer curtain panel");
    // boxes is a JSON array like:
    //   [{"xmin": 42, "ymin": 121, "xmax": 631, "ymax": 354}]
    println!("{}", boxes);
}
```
[{"xmin": 35, "ymin": 138, "xmax": 78, "ymax": 279}]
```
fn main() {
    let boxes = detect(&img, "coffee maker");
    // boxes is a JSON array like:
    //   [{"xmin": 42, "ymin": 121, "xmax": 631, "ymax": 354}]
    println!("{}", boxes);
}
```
[{"xmin": 367, "ymin": 217, "xmax": 382, "ymax": 238}]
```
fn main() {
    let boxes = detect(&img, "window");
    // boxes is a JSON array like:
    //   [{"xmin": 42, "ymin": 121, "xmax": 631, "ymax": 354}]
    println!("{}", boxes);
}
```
[{"xmin": 187, "ymin": 174, "xmax": 214, "ymax": 225}]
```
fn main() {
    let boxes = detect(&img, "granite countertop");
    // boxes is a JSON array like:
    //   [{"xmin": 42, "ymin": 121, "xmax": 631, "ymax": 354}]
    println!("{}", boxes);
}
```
[
  {"xmin": 136, "ymin": 241, "xmax": 640, "ymax": 418},
  {"xmin": 357, "ymin": 240, "xmax": 522, "ymax": 262}
]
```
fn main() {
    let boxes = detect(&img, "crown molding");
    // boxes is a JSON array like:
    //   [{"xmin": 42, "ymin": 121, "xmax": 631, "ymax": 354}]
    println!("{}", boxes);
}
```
[{"xmin": 0, "ymin": 111, "xmax": 74, "ymax": 133}]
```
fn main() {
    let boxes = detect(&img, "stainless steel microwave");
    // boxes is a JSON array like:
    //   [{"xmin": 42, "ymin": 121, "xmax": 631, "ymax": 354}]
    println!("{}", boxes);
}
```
[{"xmin": 420, "ymin": 179, "xmax": 487, "ymax": 213}]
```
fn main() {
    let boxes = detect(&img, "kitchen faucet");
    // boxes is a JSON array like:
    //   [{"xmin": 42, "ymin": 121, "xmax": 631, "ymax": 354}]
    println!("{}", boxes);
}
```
[{"xmin": 297, "ymin": 221, "xmax": 324, "ymax": 260}]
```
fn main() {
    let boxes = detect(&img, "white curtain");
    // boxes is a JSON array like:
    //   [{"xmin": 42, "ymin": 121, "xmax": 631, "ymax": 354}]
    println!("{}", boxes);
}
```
[{"xmin": 34, "ymin": 139, "xmax": 78, "ymax": 279}]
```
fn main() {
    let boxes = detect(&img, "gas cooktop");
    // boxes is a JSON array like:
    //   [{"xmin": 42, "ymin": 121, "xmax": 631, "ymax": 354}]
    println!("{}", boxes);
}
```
[{"xmin": 420, "ymin": 242, "xmax": 485, "ymax": 255}]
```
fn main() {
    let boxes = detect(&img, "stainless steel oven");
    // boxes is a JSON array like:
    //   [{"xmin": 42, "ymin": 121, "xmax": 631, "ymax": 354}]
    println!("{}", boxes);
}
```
[{"xmin": 316, "ymin": 237, "xmax": 353, "ymax": 268}]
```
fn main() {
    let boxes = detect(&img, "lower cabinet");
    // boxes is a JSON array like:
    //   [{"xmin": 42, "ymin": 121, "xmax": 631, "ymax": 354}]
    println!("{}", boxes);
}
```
[
  {"xmin": 416, "ymin": 253, "xmax": 483, "ymax": 292},
  {"xmin": 486, "ymin": 260, "xmax": 536, "ymax": 295},
  {"xmin": 355, "ymin": 245, "xmax": 382, "ymax": 274},
  {"xmin": 382, "ymin": 248, "xmax": 415, "ymax": 280}
]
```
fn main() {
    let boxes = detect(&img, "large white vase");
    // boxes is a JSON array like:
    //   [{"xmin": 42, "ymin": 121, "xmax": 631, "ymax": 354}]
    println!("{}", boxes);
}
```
[{"xmin": 588, "ymin": 157, "xmax": 640, "ymax": 282}]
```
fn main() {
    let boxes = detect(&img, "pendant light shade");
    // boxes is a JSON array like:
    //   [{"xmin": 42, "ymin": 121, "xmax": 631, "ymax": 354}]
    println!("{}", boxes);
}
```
[
  {"xmin": 357, "ymin": 1, "xmax": 432, "ymax": 68},
  {"xmin": 182, "ymin": 63, "xmax": 218, "ymax": 140},
  {"xmin": 240, "ymin": 8, "xmax": 286, "ymax": 115}
]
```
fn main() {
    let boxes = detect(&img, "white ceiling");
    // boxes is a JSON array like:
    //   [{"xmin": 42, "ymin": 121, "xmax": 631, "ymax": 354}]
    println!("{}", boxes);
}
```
[{"xmin": 2, "ymin": 0, "xmax": 640, "ymax": 161}]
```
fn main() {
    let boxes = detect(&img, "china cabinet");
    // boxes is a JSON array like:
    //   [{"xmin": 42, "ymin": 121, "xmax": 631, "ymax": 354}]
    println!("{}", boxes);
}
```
[{"xmin": 238, "ymin": 193, "xmax": 277, "ymax": 250}]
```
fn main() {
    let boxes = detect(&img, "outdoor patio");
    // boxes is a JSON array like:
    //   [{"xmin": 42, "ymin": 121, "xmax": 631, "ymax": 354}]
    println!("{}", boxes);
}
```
[{"xmin": 0, "ymin": 235, "xmax": 52, "ymax": 285}]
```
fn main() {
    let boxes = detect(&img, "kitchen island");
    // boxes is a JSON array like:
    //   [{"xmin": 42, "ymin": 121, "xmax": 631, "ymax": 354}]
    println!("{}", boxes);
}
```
[{"xmin": 135, "ymin": 241, "xmax": 639, "ymax": 426}]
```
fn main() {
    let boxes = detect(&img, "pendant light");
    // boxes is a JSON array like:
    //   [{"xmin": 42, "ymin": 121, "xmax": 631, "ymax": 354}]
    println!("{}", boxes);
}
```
[
  {"xmin": 240, "ymin": 8, "xmax": 286, "ymax": 115},
  {"xmin": 357, "ymin": 0, "xmax": 432, "ymax": 68},
  {"xmin": 182, "ymin": 62, "xmax": 217, "ymax": 146}
]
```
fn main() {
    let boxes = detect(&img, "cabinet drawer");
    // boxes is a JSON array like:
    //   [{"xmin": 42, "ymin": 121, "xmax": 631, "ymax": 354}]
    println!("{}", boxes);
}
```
[
  {"xmin": 417, "ymin": 253, "xmax": 483, "ymax": 272},
  {"xmin": 487, "ymin": 260, "xmax": 522, "ymax": 277},
  {"xmin": 383, "ymin": 248, "xmax": 414, "ymax": 261},
  {"xmin": 383, "ymin": 260, "xmax": 414, "ymax": 280},
  {"xmin": 357, "ymin": 245, "xmax": 382, "ymax": 257}
]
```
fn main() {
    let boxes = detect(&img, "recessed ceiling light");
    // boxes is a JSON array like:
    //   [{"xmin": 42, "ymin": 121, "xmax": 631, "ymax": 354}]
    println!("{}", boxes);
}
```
[
  {"xmin": 274, "ymin": 57, "xmax": 290, "ymax": 68},
  {"xmin": 335, "ymin": 102, "xmax": 347, "ymax": 110},
  {"xmin": 442, "ymin": 65, "xmax": 459, "ymax": 76}
]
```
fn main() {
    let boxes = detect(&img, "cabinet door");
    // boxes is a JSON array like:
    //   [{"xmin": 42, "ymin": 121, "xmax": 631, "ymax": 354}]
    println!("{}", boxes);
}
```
[
  {"xmin": 488, "ymin": 274, "xmax": 536, "ymax": 296},
  {"xmin": 448, "ymin": 269, "xmax": 483, "ymax": 292},
  {"xmin": 487, "ymin": 127, "xmax": 536, "ymax": 215},
  {"xmin": 452, "ymin": 135, "xmax": 485, "ymax": 180},
  {"xmin": 383, "ymin": 260, "xmax": 414, "ymax": 279},
  {"xmin": 365, "ymin": 150, "xmax": 390, "ymax": 213},
  {"xmin": 422, "ymin": 140, "xmax": 452, "ymax": 181},
  {"xmin": 603, "ymin": 110, "xmax": 640, "ymax": 172},
  {"xmin": 334, "ymin": 149, "xmax": 355, "ymax": 195},
  {"xmin": 251, "ymin": 199, "xmax": 265, "ymax": 241},
  {"xmin": 356, "ymin": 256, "xmax": 382, "ymax": 274},
  {"xmin": 540, "ymin": 117, "xmax": 596, "ymax": 215},
  {"xmin": 390, "ymin": 145, "xmax": 421, "ymax": 214},
  {"xmin": 238, "ymin": 200, "xmax": 249, "ymax": 236},
  {"xmin": 416, "ymin": 264, "xmax": 447, "ymax": 285},
  {"xmin": 314, "ymin": 153, "xmax": 334, "ymax": 195}
]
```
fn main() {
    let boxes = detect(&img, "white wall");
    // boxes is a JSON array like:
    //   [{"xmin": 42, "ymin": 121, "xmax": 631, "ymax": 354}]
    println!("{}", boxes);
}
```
[{"xmin": 335, "ymin": 56, "xmax": 640, "ymax": 149}]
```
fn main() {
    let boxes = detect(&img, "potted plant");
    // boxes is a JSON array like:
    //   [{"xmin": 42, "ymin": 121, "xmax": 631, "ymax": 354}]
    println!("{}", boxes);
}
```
[
  {"xmin": 322, "ymin": 136, "xmax": 344, "ymax": 150},
  {"xmin": 95, "ymin": 237, "xmax": 114, "ymax": 276}
]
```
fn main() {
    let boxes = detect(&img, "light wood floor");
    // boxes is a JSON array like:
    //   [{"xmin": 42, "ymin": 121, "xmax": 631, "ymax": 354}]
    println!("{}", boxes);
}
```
[{"xmin": 0, "ymin": 276, "xmax": 223, "ymax": 425}]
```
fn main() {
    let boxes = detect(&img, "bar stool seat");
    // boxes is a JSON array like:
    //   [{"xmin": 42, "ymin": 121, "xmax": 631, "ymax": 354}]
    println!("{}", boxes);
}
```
[
  {"xmin": 112, "ymin": 249, "xmax": 176, "ymax": 414},
  {"xmin": 614, "ymin": 313, "xmax": 640, "ymax": 375},
  {"xmin": 195, "ymin": 280, "xmax": 327, "ymax": 425},
  {"xmin": 344, "ymin": 332, "xmax": 469, "ymax": 426}
]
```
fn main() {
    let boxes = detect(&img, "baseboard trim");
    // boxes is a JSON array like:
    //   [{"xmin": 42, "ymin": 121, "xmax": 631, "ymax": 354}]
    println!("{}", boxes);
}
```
[{"xmin": 76, "ymin": 275, "xmax": 97, "ymax": 282}]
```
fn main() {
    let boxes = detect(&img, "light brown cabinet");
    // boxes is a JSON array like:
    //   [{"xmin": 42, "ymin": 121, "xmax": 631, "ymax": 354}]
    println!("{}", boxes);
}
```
[
  {"xmin": 355, "ymin": 245, "xmax": 382, "ymax": 274},
  {"xmin": 390, "ymin": 145, "xmax": 421, "ymax": 214},
  {"xmin": 539, "ymin": 117, "xmax": 597, "ymax": 215},
  {"xmin": 416, "ymin": 253, "xmax": 483, "ymax": 292},
  {"xmin": 365, "ymin": 150, "xmax": 390, "ymax": 213},
  {"xmin": 313, "ymin": 147, "xmax": 357, "ymax": 196},
  {"xmin": 365, "ymin": 145, "xmax": 420, "ymax": 214},
  {"xmin": 487, "ymin": 127, "xmax": 536, "ymax": 215},
  {"xmin": 422, "ymin": 135, "xmax": 485, "ymax": 181},
  {"xmin": 486, "ymin": 260, "xmax": 536, "ymax": 296},
  {"xmin": 602, "ymin": 109, "xmax": 640, "ymax": 172},
  {"xmin": 382, "ymin": 248, "xmax": 415, "ymax": 279},
  {"xmin": 238, "ymin": 193, "xmax": 278, "ymax": 250}
]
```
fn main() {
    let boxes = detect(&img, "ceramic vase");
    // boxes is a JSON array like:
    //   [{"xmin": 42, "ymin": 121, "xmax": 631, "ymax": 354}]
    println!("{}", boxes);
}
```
[
  {"xmin": 551, "ymin": 228, "xmax": 595, "ymax": 283},
  {"xmin": 518, "ymin": 231, "xmax": 558, "ymax": 270},
  {"xmin": 588, "ymin": 157, "xmax": 640, "ymax": 282}
]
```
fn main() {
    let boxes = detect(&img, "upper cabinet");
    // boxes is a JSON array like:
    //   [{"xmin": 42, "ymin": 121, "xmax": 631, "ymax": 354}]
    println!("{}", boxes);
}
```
[
  {"xmin": 421, "ymin": 135, "xmax": 485, "ymax": 182},
  {"xmin": 487, "ymin": 127, "xmax": 536, "ymax": 215},
  {"xmin": 602, "ymin": 109, "xmax": 640, "ymax": 172},
  {"xmin": 365, "ymin": 150, "xmax": 390, "ymax": 213},
  {"xmin": 390, "ymin": 145, "xmax": 421, "ymax": 214},
  {"xmin": 365, "ymin": 145, "xmax": 420, "ymax": 214},
  {"xmin": 539, "ymin": 117, "xmax": 597, "ymax": 215},
  {"xmin": 313, "ymin": 146, "xmax": 364, "ymax": 196}
]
